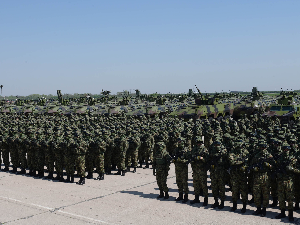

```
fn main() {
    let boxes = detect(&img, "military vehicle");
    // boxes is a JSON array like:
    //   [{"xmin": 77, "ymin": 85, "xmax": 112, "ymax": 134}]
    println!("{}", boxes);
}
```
[{"xmin": 263, "ymin": 90, "xmax": 300, "ymax": 124}]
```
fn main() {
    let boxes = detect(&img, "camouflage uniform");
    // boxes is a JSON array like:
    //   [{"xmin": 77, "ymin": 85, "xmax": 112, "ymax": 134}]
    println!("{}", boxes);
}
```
[
  {"xmin": 126, "ymin": 132, "xmax": 141, "ymax": 171},
  {"xmin": 116, "ymin": 133, "xmax": 129, "ymax": 176},
  {"xmin": 250, "ymin": 142, "xmax": 274, "ymax": 217},
  {"xmin": 274, "ymin": 143, "xmax": 296, "ymax": 221},
  {"xmin": 209, "ymin": 140, "xmax": 228, "ymax": 209},
  {"xmin": 228, "ymin": 140, "xmax": 248, "ymax": 212},
  {"xmin": 153, "ymin": 140, "xmax": 171, "ymax": 199},
  {"xmin": 174, "ymin": 138, "xmax": 190, "ymax": 203},
  {"xmin": 189, "ymin": 137, "xmax": 209, "ymax": 206}
]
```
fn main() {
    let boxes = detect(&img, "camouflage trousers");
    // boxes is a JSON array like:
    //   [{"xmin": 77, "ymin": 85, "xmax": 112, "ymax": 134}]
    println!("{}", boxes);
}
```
[
  {"xmin": 86, "ymin": 152, "xmax": 105, "ymax": 174},
  {"xmin": 192, "ymin": 170, "xmax": 208, "ymax": 197},
  {"xmin": 27, "ymin": 149, "xmax": 36, "ymax": 170},
  {"xmin": 75, "ymin": 154, "xmax": 86, "ymax": 178},
  {"xmin": 10, "ymin": 147, "xmax": 19, "ymax": 168},
  {"xmin": 156, "ymin": 165, "xmax": 170, "ymax": 192},
  {"xmin": 54, "ymin": 151, "xmax": 64, "ymax": 174},
  {"xmin": 139, "ymin": 147, "xmax": 153, "ymax": 164},
  {"xmin": 253, "ymin": 172, "xmax": 270, "ymax": 207},
  {"xmin": 277, "ymin": 176, "xmax": 294, "ymax": 210},
  {"xmin": 210, "ymin": 168, "xmax": 226, "ymax": 200},
  {"xmin": 230, "ymin": 169, "xmax": 248, "ymax": 202},
  {"xmin": 36, "ymin": 149, "xmax": 45, "ymax": 172},
  {"xmin": 104, "ymin": 147, "xmax": 113, "ymax": 170},
  {"xmin": 126, "ymin": 148, "xmax": 139, "ymax": 167},
  {"xmin": 175, "ymin": 162, "xmax": 189, "ymax": 194},
  {"xmin": 65, "ymin": 154, "xmax": 75, "ymax": 176},
  {"xmin": 248, "ymin": 171, "xmax": 254, "ymax": 193},
  {"xmin": 1, "ymin": 148, "xmax": 9, "ymax": 167},
  {"xmin": 294, "ymin": 174, "xmax": 300, "ymax": 202},
  {"xmin": 116, "ymin": 149, "xmax": 127, "ymax": 171},
  {"xmin": 18, "ymin": 147, "xmax": 27, "ymax": 170},
  {"xmin": 270, "ymin": 176, "xmax": 278, "ymax": 198},
  {"xmin": 45, "ymin": 150, "xmax": 55, "ymax": 172}
]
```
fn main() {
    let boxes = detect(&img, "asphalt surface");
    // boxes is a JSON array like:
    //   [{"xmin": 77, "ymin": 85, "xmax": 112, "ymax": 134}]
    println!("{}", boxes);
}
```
[{"xmin": 0, "ymin": 163, "xmax": 298, "ymax": 225}]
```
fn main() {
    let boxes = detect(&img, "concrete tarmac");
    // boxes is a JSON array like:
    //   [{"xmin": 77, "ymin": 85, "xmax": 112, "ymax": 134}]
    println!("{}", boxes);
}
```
[{"xmin": 0, "ymin": 164, "xmax": 298, "ymax": 225}]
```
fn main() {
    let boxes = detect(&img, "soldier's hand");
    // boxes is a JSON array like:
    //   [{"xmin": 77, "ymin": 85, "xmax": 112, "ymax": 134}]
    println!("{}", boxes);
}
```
[
  {"xmin": 264, "ymin": 162, "xmax": 270, "ymax": 167},
  {"xmin": 254, "ymin": 167, "xmax": 259, "ymax": 172},
  {"xmin": 240, "ymin": 166, "xmax": 246, "ymax": 172}
]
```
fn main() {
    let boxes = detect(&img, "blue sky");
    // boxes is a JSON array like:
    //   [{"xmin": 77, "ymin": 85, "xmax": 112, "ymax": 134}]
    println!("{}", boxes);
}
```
[{"xmin": 1, "ymin": 1, "xmax": 299, "ymax": 96}]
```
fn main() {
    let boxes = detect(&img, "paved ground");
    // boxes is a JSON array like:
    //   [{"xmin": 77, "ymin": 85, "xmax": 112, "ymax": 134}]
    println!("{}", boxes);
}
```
[{"xmin": 0, "ymin": 164, "xmax": 298, "ymax": 225}]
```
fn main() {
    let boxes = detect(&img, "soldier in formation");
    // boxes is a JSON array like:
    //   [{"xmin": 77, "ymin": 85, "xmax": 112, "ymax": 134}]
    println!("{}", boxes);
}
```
[{"xmin": 1, "ymin": 112, "xmax": 300, "ymax": 221}]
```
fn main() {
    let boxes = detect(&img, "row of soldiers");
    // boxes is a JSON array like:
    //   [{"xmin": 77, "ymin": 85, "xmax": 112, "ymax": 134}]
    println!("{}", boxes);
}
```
[
  {"xmin": 154, "ymin": 114, "xmax": 300, "ymax": 222},
  {"xmin": 1, "ymin": 113, "xmax": 300, "ymax": 221}
]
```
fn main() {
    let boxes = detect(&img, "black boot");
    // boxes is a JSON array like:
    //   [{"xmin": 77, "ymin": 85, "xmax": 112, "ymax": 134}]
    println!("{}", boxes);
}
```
[
  {"xmin": 76, "ymin": 177, "xmax": 85, "ymax": 185},
  {"xmin": 270, "ymin": 197, "xmax": 278, "ymax": 207},
  {"xmin": 121, "ymin": 170, "xmax": 126, "ymax": 176},
  {"xmin": 112, "ymin": 164, "xmax": 116, "ymax": 170},
  {"xmin": 289, "ymin": 210, "xmax": 294, "ymax": 222},
  {"xmin": 248, "ymin": 196, "xmax": 254, "ymax": 204},
  {"xmin": 241, "ymin": 202, "xmax": 247, "ymax": 213},
  {"xmin": 231, "ymin": 201, "xmax": 237, "ymax": 212},
  {"xmin": 211, "ymin": 198, "xmax": 219, "ymax": 208},
  {"xmin": 3, "ymin": 166, "xmax": 9, "ymax": 172},
  {"xmin": 139, "ymin": 162, "xmax": 143, "ymax": 168},
  {"xmin": 106, "ymin": 169, "xmax": 111, "ymax": 175},
  {"xmin": 190, "ymin": 195, "xmax": 200, "ymax": 204},
  {"xmin": 133, "ymin": 167, "xmax": 136, "ymax": 173},
  {"xmin": 218, "ymin": 200, "xmax": 224, "ymax": 209},
  {"xmin": 17, "ymin": 168, "xmax": 26, "ymax": 175},
  {"xmin": 47, "ymin": 171, "xmax": 53, "ymax": 179},
  {"xmin": 157, "ymin": 190, "xmax": 164, "ymax": 199},
  {"xmin": 261, "ymin": 207, "xmax": 266, "ymax": 217},
  {"xmin": 53, "ymin": 174, "xmax": 61, "ymax": 180},
  {"xmin": 59, "ymin": 174, "xmax": 65, "ymax": 182},
  {"xmin": 96, "ymin": 173, "xmax": 104, "ymax": 180},
  {"xmin": 175, "ymin": 193, "xmax": 183, "ymax": 201},
  {"xmin": 145, "ymin": 163, "xmax": 149, "ymax": 168},
  {"xmin": 203, "ymin": 197, "xmax": 208, "ymax": 206},
  {"xmin": 275, "ymin": 209, "xmax": 286, "ymax": 219},
  {"xmin": 199, "ymin": 189, "xmax": 203, "ymax": 196},
  {"xmin": 126, "ymin": 166, "xmax": 131, "ymax": 172},
  {"xmin": 116, "ymin": 169, "xmax": 121, "ymax": 175},
  {"xmin": 33, "ymin": 170, "xmax": 39, "ymax": 177},
  {"xmin": 66, "ymin": 175, "xmax": 70, "ymax": 182},
  {"xmin": 70, "ymin": 175, "xmax": 74, "ymax": 183},
  {"xmin": 182, "ymin": 194, "xmax": 188, "ymax": 203},
  {"xmin": 38, "ymin": 170, "xmax": 44, "ymax": 178},
  {"xmin": 86, "ymin": 172, "xmax": 93, "ymax": 179},
  {"xmin": 12, "ymin": 166, "xmax": 17, "ymax": 173},
  {"xmin": 253, "ymin": 207, "xmax": 261, "ymax": 215},
  {"xmin": 294, "ymin": 202, "xmax": 299, "ymax": 211},
  {"xmin": 164, "ymin": 191, "xmax": 169, "ymax": 199},
  {"xmin": 29, "ymin": 169, "xmax": 34, "ymax": 176}
]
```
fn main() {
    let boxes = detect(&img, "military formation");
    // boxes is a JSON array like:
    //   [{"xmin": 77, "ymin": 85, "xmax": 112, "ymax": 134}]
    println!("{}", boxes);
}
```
[{"xmin": 1, "ymin": 112, "xmax": 300, "ymax": 222}]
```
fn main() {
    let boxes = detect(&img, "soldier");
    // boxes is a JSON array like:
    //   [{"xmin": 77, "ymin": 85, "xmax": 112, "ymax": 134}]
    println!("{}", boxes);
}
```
[
  {"xmin": 189, "ymin": 137, "xmax": 209, "ymax": 206},
  {"xmin": 173, "ymin": 137, "xmax": 190, "ymax": 203},
  {"xmin": 75, "ymin": 135, "xmax": 88, "ymax": 185},
  {"xmin": 1, "ymin": 130, "xmax": 10, "ymax": 172},
  {"xmin": 140, "ymin": 130, "xmax": 155, "ymax": 168},
  {"xmin": 228, "ymin": 139, "xmax": 248, "ymax": 213},
  {"xmin": 250, "ymin": 141, "xmax": 274, "ymax": 217},
  {"xmin": 17, "ymin": 133, "xmax": 28, "ymax": 175},
  {"xmin": 209, "ymin": 140, "xmax": 229, "ymax": 209},
  {"xmin": 153, "ymin": 136, "xmax": 171, "ymax": 199},
  {"xmin": 116, "ymin": 131, "xmax": 129, "ymax": 176},
  {"xmin": 126, "ymin": 131, "xmax": 140, "ymax": 173},
  {"xmin": 274, "ymin": 143, "xmax": 297, "ymax": 221}
]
